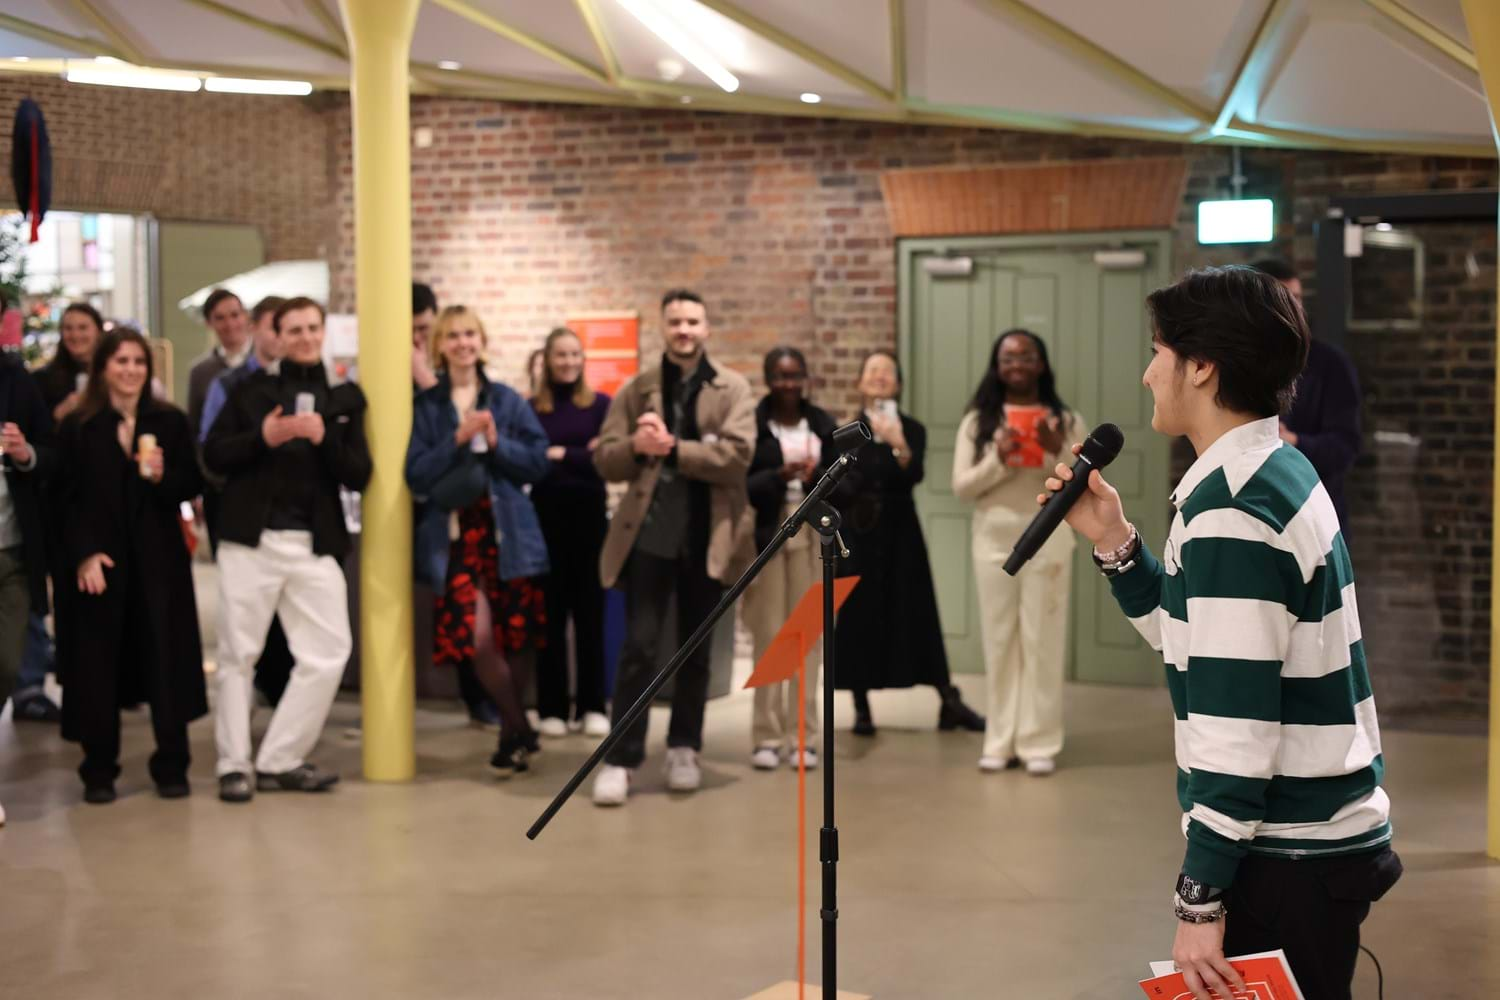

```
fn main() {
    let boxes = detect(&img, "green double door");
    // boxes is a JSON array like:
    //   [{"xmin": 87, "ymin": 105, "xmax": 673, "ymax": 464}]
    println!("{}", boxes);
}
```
[{"xmin": 898, "ymin": 233, "xmax": 1171, "ymax": 686}]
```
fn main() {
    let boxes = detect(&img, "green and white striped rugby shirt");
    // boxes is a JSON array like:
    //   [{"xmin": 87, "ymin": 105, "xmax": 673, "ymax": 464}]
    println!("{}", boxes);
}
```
[{"xmin": 1109, "ymin": 417, "xmax": 1391, "ymax": 888}]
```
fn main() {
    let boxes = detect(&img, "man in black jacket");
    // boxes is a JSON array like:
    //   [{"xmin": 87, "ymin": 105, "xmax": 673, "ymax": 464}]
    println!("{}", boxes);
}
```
[{"xmin": 204, "ymin": 297, "xmax": 372, "ymax": 803}]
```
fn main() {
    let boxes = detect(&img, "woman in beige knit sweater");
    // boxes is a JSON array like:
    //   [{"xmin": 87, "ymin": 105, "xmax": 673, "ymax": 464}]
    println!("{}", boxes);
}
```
[{"xmin": 952, "ymin": 330, "xmax": 1084, "ymax": 776}]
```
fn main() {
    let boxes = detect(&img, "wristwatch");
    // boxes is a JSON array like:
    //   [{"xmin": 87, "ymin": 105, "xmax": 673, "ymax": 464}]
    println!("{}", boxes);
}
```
[{"xmin": 1174, "ymin": 872, "xmax": 1222, "ymax": 906}]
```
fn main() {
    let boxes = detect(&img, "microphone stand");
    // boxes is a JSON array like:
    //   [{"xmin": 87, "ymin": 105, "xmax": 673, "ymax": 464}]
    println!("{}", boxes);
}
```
[{"xmin": 529, "ymin": 421, "xmax": 872, "ymax": 1000}]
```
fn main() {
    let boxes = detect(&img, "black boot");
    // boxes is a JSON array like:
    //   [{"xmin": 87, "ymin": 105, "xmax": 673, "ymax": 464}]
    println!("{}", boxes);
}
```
[
  {"xmin": 852, "ymin": 689, "xmax": 876, "ymax": 737},
  {"xmin": 490, "ymin": 734, "xmax": 531, "ymax": 778},
  {"xmin": 938, "ymin": 685, "xmax": 984, "ymax": 732}
]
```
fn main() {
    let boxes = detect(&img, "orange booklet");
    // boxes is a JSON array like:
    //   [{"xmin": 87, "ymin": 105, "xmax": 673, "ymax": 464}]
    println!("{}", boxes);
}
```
[
  {"xmin": 1138, "ymin": 950, "xmax": 1305, "ymax": 1000},
  {"xmin": 1003, "ymin": 405, "xmax": 1049, "ymax": 468}
]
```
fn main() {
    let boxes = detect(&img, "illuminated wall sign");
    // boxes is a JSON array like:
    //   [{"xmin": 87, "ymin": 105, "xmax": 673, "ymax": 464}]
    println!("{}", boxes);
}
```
[{"xmin": 1197, "ymin": 199, "xmax": 1274, "ymax": 244}]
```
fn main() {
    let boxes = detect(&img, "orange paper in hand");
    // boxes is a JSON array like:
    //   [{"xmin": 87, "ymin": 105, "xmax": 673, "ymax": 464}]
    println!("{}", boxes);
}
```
[{"xmin": 745, "ymin": 577, "xmax": 859, "ymax": 689}]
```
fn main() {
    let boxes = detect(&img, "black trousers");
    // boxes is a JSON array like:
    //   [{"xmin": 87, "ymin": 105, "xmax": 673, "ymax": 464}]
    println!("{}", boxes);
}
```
[
  {"xmin": 1223, "ymin": 848, "xmax": 1402, "ymax": 1000},
  {"xmin": 78, "ymin": 577, "xmax": 189, "ymax": 789},
  {"xmin": 605, "ymin": 550, "xmax": 722, "ymax": 768},
  {"xmin": 536, "ymin": 492, "xmax": 608, "ymax": 720}
]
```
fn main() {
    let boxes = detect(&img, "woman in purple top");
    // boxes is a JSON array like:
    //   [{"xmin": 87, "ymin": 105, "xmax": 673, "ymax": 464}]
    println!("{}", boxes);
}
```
[{"xmin": 531, "ymin": 327, "xmax": 612, "ymax": 739}]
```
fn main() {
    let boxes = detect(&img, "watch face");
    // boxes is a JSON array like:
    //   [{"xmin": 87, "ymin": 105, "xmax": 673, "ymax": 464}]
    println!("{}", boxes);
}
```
[{"xmin": 1177, "ymin": 873, "xmax": 1209, "ymax": 904}]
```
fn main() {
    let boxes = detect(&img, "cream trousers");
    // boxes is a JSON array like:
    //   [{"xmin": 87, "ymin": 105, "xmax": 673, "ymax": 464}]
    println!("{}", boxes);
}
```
[
  {"xmin": 971, "ymin": 507, "xmax": 1072, "ymax": 763},
  {"xmin": 741, "ymin": 505, "xmax": 822, "ymax": 750}
]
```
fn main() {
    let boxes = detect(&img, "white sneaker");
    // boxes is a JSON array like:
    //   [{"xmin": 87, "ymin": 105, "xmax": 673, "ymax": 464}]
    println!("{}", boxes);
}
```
[
  {"xmin": 664, "ymin": 747, "xmax": 702, "ymax": 792},
  {"xmin": 537, "ymin": 717, "xmax": 569, "ymax": 739},
  {"xmin": 592, "ymin": 765, "xmax": 631, "ymax": 806},
  {"xmin": 978, "ymin": 755, "xmax": 1009, "ymax": 773},
  {"xmin": 582, "ymin": 712, "xmax": 610, "ymax": 738},
  {"xmin": 751, "ymin": 745, "xmax": 781, "ymax": 770},
  {"xmin": 1024, "ymin": 757, "xmax": 1056, "ymax": 776},
  {"xmin": 793, "ymin": 748, "xmax": 819, "ymax": 770}
]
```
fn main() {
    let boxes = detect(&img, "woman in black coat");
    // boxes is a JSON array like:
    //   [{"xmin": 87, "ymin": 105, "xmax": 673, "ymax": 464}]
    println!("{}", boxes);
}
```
[
  {"xmin": 742, "ymin": 347, "xmax": 838, "ymax": 770},
  {"xmin": 58, "ymin": 329, "xmax": 206, "ymax": 804},
  {"xmin": 831, "ymin": 350, "xmax": 984, "ymax": 736}
]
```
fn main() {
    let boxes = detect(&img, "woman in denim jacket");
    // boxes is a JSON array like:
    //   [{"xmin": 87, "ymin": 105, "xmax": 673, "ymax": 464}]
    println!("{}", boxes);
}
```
[{"xmin": 407, "ymin": 306, "xmax": 551, "ymax": 775}]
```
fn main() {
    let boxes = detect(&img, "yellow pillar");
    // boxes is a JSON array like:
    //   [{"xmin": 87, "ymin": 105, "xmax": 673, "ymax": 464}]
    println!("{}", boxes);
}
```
[
  {"xmin": 1461, "ymin": 0, "xmax": 1500, "ymax": 860},
  {"xmin": 340, "ymin": 0, "xmax": 420, "ymax": 781}
]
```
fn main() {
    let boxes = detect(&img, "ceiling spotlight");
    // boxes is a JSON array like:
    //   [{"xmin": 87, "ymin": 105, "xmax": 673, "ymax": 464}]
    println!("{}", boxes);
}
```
[
  {"xmin": 656, "ymin": 57, "xmax": 685, "ymax": 82},
  {"xmin": 679, "ymin": 95, "xmax": 693, "ymax": 104},
  {"xmin": 618, "ymin": 0, "xmax": 739, "ymax": 93},
  {"xmin": 800, "ymin": 92, "xmax": 821, "ymax": 104},
  {"xmin": 437, "ymin": 60, "xmax": 462, "ymax": 71}
]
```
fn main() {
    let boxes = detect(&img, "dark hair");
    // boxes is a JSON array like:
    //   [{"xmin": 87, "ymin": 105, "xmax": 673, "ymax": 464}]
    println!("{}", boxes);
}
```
[
  {"xmin": 533, "ymin": 327, "xmax": 597, "ymax": 414},
  {"xmin": 251, "ymin": 295, "xmax": 287, "ymax": 325},
  {"xmin": 274, "ymin": 296, "xmax": 326, "ymax": 333},
  {"xmin": 1146, "ymin": 266, "xmax": 1310, "ymax": 418},
  {"xmin": 0, "ymin": 288, "xmax": 7, "ymax": 316},
  {"xmin": 967, "ymin": 330, "xmax": 1068, "ymax": 461},
  {"xmin": 661, "ymin": 288, "xmax": 705, "ymax": 314},
  {"xmin": 77, "ymin": 328, "xmax": 157, "ymax": 422},
  {"xmin": 762, "ymin": 345, "xmax": 809, "ymax": 387},
  {"xmin": 413, "ymin": 282, "xmax": 438, "ymax": 316},
  {"xmin": 1248, "ymin": 258, "xmax": 1297, "ymax": 283},
  {"xmin": 63, "ymin": 301, "xmax": 106, "ymax": 336},
  {"xmin": 202, "ymin": 288, "xmax": 241, "ymax": 321}
]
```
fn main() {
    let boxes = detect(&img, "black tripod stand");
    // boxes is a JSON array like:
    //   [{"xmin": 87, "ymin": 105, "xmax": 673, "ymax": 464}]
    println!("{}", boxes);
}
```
[{"xmin": 528, "ymin": 421, "xmax": 872, "ymax": 1000}]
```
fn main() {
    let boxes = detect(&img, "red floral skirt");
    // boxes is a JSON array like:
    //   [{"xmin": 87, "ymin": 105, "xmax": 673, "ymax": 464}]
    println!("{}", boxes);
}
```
[{"xmin": 433, "ymin": 497, "xmax": 547, "ymax": 666}]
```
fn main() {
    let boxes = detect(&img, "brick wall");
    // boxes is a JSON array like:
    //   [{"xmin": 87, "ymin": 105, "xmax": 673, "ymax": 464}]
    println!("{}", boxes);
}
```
[
  {"xmin": 0, "ymin": 74, "xmax": 333, "ymax": 264},
  {"xmin": 6, "ymin": 73, "xmax": 1496, "ymax": 728}
]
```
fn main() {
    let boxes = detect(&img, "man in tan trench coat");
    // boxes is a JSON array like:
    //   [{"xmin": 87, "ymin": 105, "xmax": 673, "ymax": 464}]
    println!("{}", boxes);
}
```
[{"xmin": 590, "ymin": 289, "xmax": 755, "ymax": 807}]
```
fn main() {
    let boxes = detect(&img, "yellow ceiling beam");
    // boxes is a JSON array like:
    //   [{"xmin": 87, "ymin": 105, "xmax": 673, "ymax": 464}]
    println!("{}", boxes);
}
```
[
  {"xmin": 976, "ymin": 0, "xmax": 1213, "ymax": 125},
  {"xmin": 890, "ymin": 0, "xmax": 906, "ymax": 102},
  {"xmin": 428, "ymin": 0, "xmax": 611, "ymax": 88},
  {"xmin": 1221, "ymin": 116, "xmax": 1495, "ymax": 158},
  {"xmin": 65, "ymin": 0, "xmax": 149, "ymax": 65},
  {"xmin": 690, "ymin": 0, "xmax": 894, "ymax": 102},
  {"xmin": 303, "ymin": 0, "xmax": 350, "ymax": 56},
  {"xmin": 1365, "ymin": 0, "xmax": 1478, "ymax": 73},
  {"xmin": 179, "ymin": 0, "xmax": 347, "ymax": 62},
  {"xmin": 572, "ymin": 0, "xmax": 621, "ymax": 86},
  {"xmin": 1211, "ymin": 0, "xmax": 1293, "ymax": 134},
  {"xmin": 0, "ymin": 12, "xmax": 121, "ymax": 58},
  {"xmin": 412, "ymin": 62, "xmax": 622, "ymax": 105}
]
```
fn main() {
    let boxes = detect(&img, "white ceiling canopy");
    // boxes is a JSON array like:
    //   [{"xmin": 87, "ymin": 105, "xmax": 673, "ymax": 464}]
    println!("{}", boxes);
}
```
[{"xmin": 0, "ymin": 0, "xmax": 1491, "ymax": 157}]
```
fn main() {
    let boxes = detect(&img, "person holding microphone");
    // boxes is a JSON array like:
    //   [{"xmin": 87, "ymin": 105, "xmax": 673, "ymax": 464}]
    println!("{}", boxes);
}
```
[
  {"xmin": 1043, "ymin": 267, "xmax": 1399, "ymax": 1000},
  {"xmin": 57, "ymin": 329, "xmax": 205, "ymax": 804},
  {"xmin": 953, "ymin": 330, "xmax": 1083, "ymax": 776}
]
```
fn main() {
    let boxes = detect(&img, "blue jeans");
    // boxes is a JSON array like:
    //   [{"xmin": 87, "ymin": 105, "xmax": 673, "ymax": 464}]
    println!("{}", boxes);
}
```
[{"xmin": 13, "ymin": 610, "xmax": 51, "ymax": 698}]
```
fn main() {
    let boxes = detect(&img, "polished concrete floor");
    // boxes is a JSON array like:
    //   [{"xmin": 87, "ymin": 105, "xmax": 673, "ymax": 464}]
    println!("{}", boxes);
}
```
[{"xmin": 2, "ymin": 676, "xmax": 1497, "ymax": 999}]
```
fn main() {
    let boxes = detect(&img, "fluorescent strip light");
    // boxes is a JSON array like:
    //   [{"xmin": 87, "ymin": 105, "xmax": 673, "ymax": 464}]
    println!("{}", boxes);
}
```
[
  {"xmin": 437, "ymin": 60, "xmax": 463, "ymax": 71},
  {"xmin": 204, "ymin": 77, "xmax": 313, "ymax": 96},
  {"xmin": 66, "ymin": 68, "xmax": 202, "ymax": 92},
  {"xmin": 615, "ymin": 0, "xmax": 739, "ymax": 93}
]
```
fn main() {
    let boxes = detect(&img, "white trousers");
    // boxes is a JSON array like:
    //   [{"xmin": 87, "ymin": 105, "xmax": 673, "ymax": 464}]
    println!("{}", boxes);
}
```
[
  {"xmin": 972, "ymin": 508, "xmax": 1072, "ymax": 763},
  {"xmin": 214, "ymin": 531, "xmax": 352, "ymax": 777},
  {"xmin": 742, "ymin": 509, "xmax": 822, "ymax": 750}
]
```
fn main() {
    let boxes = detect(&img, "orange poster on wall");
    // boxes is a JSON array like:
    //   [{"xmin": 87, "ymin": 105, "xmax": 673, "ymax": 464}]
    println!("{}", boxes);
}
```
[{"xmin": 567, "ymin": 312, "xmax": 639, "ymax": 396}]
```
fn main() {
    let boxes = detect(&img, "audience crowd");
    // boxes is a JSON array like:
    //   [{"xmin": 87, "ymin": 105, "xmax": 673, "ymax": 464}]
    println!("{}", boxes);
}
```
[{"xmin": 0, "ymin": 258, "xmax": 1358, "ymax": 816}]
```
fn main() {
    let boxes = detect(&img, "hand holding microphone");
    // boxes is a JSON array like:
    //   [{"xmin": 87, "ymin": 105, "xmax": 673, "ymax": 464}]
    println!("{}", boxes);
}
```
[
  {"xmin": 1039, "ymin": 441, "xmax": 1132, "ymax": 554},
  {"xmin": 1003, "ymin": 422, "xmax": 1124, "ymax": 576}
]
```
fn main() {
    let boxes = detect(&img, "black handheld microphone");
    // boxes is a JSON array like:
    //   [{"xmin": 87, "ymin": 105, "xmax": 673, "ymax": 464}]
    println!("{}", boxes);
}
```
[{"xmin": 1002, "ymin": 423, "xmax": 1124, "ymax": 577}]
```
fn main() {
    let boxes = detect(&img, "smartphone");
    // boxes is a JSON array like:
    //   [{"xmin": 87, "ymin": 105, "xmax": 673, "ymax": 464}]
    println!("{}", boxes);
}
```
[
  {"xmin": 874, "ymin": 399, "xmax": 898, "ymax": 421},
  {"xmin": 295, "ymin": 392, "xmax": 316, "ymax": 415}
]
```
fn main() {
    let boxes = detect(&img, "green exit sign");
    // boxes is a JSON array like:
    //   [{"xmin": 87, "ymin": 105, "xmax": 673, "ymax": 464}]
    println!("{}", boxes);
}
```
[{"xmin": 1197, "ymin": 199, "xmax": 1274, "ymax": 244}]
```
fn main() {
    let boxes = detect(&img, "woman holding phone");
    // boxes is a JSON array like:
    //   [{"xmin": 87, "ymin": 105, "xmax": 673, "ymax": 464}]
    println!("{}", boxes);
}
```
[
  {"xmin": 831, "ymin": 349, "xmax": 984, "ymax": 736},
  {"xmin": 407, "ymin": 306, "xmax": 552, "ymax": 776},
  {"xmin": 743, "ymin": 346, "xmax": 838, "ymax": 769},
  {"xmin": 953, "ymin": 329, "xmax": 1083, "ymax": 776},
  {"xmin": 37, "ymin": 302, "xmax": 104, "ymax": 422},
  {"xmin": 57, "ymin": 329, "xmax": 206, "ymax": 803}
]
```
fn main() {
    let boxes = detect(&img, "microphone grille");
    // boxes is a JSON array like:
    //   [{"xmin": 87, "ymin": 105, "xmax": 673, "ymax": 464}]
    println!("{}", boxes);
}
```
[{"xmin": 1082, "ymin": 423, "xmax": 1125, "ymax": 466}]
